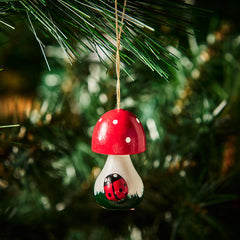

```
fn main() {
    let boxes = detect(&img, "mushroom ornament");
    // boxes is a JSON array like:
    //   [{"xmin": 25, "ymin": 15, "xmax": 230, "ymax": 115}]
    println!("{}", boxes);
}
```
[{"xmin": 92, "ymin": 109, "xmax": 146, "ymax": 210}]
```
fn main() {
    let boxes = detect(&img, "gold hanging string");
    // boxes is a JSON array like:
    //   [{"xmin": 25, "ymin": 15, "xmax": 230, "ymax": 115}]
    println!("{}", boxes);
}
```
[{"xmin": 115, "ymin": 0, "xmax": 127, "ymax": 110}]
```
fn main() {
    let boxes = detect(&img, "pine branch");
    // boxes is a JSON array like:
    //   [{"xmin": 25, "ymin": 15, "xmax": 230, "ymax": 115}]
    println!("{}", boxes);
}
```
[
  {"xmin": 0, "ymin": 0, "xmax": 201, "ymax": 79},
  {"xmin": 0, "ymin": 124, "xmax": 20, "ymax": 129}
]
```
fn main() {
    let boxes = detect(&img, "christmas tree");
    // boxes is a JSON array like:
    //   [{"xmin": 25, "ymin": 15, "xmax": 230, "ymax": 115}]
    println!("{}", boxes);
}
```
[{"xmin": 0, "ymin": 0, "xmax": 240, "ymax": 239}]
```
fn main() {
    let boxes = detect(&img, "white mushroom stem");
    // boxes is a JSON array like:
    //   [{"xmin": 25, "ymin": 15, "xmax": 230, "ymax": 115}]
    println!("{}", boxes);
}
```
[{"xmin": 94, "ymin": 155, "xmax": 144, "ymax": 197}]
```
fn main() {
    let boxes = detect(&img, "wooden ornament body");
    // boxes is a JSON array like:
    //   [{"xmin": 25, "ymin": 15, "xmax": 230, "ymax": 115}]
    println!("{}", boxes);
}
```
[
  {"xmin": 91, "ymin": 109, "xmax": 146, "ymax": 155},
  {"xmin": 94, "ymin": 155, "xmax": 144, "ymax": 210}
]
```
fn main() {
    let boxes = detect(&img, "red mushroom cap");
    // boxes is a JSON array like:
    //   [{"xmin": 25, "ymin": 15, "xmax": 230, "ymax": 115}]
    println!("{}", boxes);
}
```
[{"xmin": 91, "ymin": 109, "xmax": 146, "ymax": 155}]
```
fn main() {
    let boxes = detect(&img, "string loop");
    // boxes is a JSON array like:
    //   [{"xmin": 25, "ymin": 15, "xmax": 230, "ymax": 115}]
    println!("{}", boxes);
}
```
[{"xmin": 115, "ymin": 0, "xmax": 127, "ymax": 110}]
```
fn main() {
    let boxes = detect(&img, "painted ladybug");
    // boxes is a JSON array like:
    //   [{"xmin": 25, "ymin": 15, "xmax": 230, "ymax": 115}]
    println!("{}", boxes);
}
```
[{"xmin": 104, "ymin": 173, "xmax": 128, "ymax": 201}]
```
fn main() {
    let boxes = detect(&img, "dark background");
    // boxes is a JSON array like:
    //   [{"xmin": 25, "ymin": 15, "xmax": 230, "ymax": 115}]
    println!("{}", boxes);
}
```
[{"xmin": 0, "ymin": 0, "xmax": 240, "ymax": 239}]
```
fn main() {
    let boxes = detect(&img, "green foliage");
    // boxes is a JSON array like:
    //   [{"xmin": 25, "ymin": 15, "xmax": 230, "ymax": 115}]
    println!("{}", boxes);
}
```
[
  {"xmin": 0, "ymin": 1, "xmax": 240, "ymax": 240},
  {"xmin": 0, "ymin": 0, "xmax": 202, "ymax": 79}
]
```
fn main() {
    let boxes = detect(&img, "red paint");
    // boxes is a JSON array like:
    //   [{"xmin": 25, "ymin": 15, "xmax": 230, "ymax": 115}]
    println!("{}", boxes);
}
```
[
  {"xmin": 104, "ymin": 174, "xmax": 128, "ymax": 201},
  {"xmin": 91, "ymin": 109, "xmax": 146, "ymax": 155}
]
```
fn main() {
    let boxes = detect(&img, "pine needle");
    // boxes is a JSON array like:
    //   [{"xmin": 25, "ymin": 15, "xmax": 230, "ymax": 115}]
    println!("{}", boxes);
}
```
[
  {"xmin": 0, "ymin": 124, "xmax": 20, "ymax": 129},
  {"xmin": 26, "ymin": 11, "xmax": 51, "ymax": 71},
  {"xmin": 0, "ymin": 0, "xmax": 205, "ymax": 79},
  {"xmin": 0, "ymin": 19, "xmax": 15, "ymax": 29}
]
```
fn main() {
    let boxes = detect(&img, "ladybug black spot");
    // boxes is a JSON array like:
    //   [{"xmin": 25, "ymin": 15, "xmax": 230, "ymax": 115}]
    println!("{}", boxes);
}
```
[
  {"xmin": 108, "ymin": 193, "xmax": 112, "ymax": 197},
  {"xmin": 119, "ymin": 188, "xmax": 123, "ymax": 192}
]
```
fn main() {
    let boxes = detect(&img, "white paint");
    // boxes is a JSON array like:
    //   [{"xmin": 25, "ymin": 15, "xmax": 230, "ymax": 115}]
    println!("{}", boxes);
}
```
[
  {"xmin": 94, "ymin": 155, "xmax": 144, "ymax": 197},
  {"xmin": 113, "ymin": 119, "xmax": 118, "ymax": 124},
  {"xmin": 125, "ymin": 137, "xmax": 131, "ymax": 143}
]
